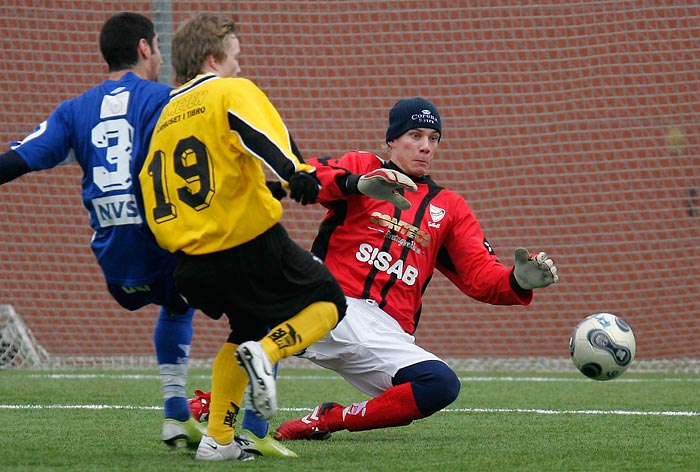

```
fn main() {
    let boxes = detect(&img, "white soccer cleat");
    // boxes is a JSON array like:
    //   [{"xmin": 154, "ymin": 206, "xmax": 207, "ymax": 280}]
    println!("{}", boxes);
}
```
[
  {"xmin": 235, "ymin": 341, "xmax": 277, "ymax": 419},
  {"xmin": 195, "ymin": 435, "xmax": 254, "ymax": 461}
]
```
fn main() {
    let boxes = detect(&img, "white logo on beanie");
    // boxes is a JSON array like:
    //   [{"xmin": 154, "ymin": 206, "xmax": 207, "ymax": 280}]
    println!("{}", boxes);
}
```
[{"xmin": 412, "ymin": 109, "xmax": 438, "ymax": 126}]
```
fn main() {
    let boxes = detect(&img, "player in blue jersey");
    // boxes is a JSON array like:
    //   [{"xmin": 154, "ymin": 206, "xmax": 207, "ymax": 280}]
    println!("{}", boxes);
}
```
[{"xmin": 0, "ymin": 12, "xmax": 203, "ymax": 449}]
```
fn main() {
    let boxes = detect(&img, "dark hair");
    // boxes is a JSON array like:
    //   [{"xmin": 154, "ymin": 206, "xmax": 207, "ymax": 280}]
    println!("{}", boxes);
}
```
[{"xmin": 99, "ymin": 12, "xmax": 156, "ymax": 72}]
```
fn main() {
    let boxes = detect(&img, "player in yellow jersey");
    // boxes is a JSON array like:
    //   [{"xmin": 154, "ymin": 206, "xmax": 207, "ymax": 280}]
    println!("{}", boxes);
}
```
[{"xmin": 138, "ymin": 13, "xmax": 346, "ymax": 462}]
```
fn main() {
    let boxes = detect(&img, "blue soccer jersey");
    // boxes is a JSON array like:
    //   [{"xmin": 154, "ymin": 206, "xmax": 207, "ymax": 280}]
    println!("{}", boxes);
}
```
[{"xmin": 12, "ymin": 72, "xmax": 173, "ymax": 286}]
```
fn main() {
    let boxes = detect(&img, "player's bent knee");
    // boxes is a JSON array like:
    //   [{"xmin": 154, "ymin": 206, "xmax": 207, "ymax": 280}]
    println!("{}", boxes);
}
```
[
  {"xmin": 421, "ymin": 362, "xmax": 461, "ymax": 415},
  {"xmin": 393, "ymin": 360, "xmax": 461, "ymax": 416}
]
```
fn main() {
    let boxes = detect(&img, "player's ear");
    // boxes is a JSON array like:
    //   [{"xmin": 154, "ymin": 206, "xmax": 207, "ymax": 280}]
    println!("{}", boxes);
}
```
[
  {"xmin": 201, "ymin": 54, "xmax": 220, "ymax": 74},
  {"xmin": 137, "ymin": 38, "xmax": 151, "ymax": 60}
]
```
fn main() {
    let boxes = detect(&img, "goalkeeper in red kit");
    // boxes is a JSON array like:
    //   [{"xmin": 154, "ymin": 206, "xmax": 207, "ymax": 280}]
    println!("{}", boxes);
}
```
[{"xmin": 272, "ymin": 97, "xmax": 559, "ymax": 439}]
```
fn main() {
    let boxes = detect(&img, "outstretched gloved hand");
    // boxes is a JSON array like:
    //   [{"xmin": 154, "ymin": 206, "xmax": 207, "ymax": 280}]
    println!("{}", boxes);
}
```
[
  {"xmin": 513, "ymin": 248, "xmax": 559, "ymax": 289},
  {"xmin": 357, "ymin": 168, "xmax": 418, "ymax": 210}
]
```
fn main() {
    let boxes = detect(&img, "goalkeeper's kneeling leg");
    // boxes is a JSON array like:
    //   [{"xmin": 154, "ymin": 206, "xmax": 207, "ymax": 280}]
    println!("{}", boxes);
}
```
[{"xmin": 393, "ymin": 360, "xmax": 461, "ymax": 416}]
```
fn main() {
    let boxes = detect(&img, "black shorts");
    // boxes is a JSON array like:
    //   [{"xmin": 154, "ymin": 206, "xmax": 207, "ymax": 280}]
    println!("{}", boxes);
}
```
[{"xmin": 174, "ymin": 223, "xmax": 346, "ymax": 342}]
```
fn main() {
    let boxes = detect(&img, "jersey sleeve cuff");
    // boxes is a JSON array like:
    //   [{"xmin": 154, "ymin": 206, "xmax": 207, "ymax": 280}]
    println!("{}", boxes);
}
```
[
  {"xmin": 509, "ymin": 269, "xmax": 532, "ymax": 297},
  {"xmin": 339, "ymin": 173, "xmax": 362, "ymax": 195}
]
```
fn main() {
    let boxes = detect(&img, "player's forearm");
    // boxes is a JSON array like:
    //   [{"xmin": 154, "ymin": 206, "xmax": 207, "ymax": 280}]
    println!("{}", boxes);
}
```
[
  {"xmin": 306, "ymin": 157, "xmax": 357, "ymax": 202},
  {"xmin": 0, "ymin": 150, "xmax": 30, "ymax": 184}
]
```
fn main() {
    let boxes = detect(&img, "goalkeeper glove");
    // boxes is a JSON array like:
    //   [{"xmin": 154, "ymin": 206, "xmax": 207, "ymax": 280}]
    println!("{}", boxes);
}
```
[
  {"xmin": 513, "ymin": 247, "xmax": 559, "ymax": 289},
  {"xmin": 288, "ymin": 172, "xmax": 320, "ymax": 205},
  {"xmin": 357, "ymin": 168, "xmax": 418, "ymax": 210}
]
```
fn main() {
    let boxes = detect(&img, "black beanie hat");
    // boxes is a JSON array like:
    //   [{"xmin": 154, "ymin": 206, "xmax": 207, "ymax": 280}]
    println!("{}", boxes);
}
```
[{"xmin": 385, "ymin": 97, "xmax": 441, "ymax": 143}]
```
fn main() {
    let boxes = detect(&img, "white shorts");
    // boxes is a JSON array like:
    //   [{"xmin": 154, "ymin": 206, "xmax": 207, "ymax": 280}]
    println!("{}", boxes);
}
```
[{"xmin": 299, "ymin": 297, "xmax": 444, "ymax": 397}]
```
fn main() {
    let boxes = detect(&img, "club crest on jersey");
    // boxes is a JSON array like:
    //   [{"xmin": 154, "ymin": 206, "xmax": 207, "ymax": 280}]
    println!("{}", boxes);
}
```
[{"xmin": 428, "ymin": 204, "xmax": 445, "ymax": 228}]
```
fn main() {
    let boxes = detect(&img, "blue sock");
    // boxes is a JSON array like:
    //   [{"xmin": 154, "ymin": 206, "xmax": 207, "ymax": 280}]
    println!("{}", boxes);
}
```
[
  {"xmin": 393, "ymin": 360, "xmax": 461, "ymax": 416},
  {"xmin": 241, "ymin": 363, "xmax": 278, "ymax": 437},
  {"xmin": 154, "ymin": 307, "xmax": 195, "ymax": 421}
]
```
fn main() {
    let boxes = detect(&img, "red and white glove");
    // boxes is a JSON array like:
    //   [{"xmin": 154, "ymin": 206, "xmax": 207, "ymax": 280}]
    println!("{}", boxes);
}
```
[
  {"xmin": 357, "ymin": 168, "xmax": 417, "ymax": 210},
  {"xmin": 188, "ymin": 389, "xmax": 211, "ymax": 422},
  {"xmin": 513, "ymin": 248, "xmax": 559, "ymax": 289}
]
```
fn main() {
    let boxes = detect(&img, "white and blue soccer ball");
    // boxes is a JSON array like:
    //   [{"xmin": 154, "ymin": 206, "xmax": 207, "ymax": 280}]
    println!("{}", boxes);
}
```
[{"xmin": 569, "ymin": 313, "xmax": 636, "ymax": 381}]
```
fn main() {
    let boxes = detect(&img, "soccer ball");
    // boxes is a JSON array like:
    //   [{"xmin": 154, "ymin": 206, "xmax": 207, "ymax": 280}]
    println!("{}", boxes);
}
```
[{"xmin": 569, "ymin": 312, "xmax": 636, "ymax": 381}]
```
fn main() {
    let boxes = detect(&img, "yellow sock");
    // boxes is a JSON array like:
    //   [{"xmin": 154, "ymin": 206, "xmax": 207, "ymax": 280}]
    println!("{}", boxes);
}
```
[
  {"xmin": 260, "ymin": 301, "xmax": 339, "ymax": 364},
  {"xmin": 207, "ymin": 342, "xmax": 248, "ymax": 444}
]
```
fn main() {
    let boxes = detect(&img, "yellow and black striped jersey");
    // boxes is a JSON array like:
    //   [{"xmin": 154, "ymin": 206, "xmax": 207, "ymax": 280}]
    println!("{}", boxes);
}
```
[{"xmin": 139, "ymin": 74, "xmax": 314, "ymax": 255}]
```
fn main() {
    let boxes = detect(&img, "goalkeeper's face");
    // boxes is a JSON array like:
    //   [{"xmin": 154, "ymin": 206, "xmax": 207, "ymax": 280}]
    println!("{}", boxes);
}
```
[{"xmin": 387, "ymin": 128, "xmax": 440, "ymax": 177}]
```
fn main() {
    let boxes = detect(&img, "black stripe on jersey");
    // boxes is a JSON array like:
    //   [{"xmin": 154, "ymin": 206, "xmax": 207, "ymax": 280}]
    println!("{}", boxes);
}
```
[
  {"xmin": 227, "ymin": 112, "xmax": 298, "ymax": 182},
  {"xmin": 169, "ymin": 74, "xmax": 216, "ymax": 98},
  {"xmin": 311, "ymin": 199, "xmax": 348, "ymax": 261},
  {"xmin": 360, "ymin": 200, "xmax": 400, "ymax": 300},
  {"xmin": 375, "ymin": 178, "xmax": 443, "ymax": 332},
  {"xmin": 289, "ymin": 136, "xmax": 305, "ymax": 162}
]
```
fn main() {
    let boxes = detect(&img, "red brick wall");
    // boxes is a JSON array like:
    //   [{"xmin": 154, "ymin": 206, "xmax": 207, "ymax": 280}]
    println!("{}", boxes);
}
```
[{"xmin": 0, "ymin": 1, "xmax": 698, "ymax": 362}]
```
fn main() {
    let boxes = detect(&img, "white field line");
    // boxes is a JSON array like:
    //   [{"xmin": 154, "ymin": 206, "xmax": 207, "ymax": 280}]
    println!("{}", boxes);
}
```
[
  {"xmin": 19, "ymin": 373, "xmax": 700, "ymax": 382},
  {"xmin": 446, "ymin": 407, "xmax": 700, "ymax": 417},
  {"xmin": 1, "ymin": 404, "xmax": 698, "ymax": 417},
  {"xmin": 2, "ymin": 374, "xmax": 699, "ymax": 417}
]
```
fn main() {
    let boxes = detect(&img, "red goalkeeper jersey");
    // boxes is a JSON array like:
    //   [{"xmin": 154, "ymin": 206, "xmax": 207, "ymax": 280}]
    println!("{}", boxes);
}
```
[{"xmin": 309, "ymin": 151, "xmax": 532, "ymax": 335}]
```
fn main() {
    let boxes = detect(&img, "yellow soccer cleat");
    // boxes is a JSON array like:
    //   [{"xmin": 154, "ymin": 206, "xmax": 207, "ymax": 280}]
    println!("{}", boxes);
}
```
[
  {"xmin": 237, "ymin": 429, "xmax": 298, "ymax": 458},
  {"xmin": 162, "ymin": 417, "xmax": 206, "ymax": 450}
]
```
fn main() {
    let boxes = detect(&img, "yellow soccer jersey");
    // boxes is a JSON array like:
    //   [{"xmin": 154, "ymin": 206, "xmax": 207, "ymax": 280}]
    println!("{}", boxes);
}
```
[{"xmin": 139, "ymin": 74, "xmax": 314, "ymax": 255}]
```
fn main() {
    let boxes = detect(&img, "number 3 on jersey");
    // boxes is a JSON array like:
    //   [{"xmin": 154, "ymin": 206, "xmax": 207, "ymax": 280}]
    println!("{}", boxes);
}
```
[{"xmin": 145, "ymin": 136, "xmax": 215, "ymax": 224}]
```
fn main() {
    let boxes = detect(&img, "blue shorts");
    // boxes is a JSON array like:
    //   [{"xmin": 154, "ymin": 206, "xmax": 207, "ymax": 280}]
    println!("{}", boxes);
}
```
[{"xmin": 107, "ymin": 272, "xmax": 190, "ymax": 314}]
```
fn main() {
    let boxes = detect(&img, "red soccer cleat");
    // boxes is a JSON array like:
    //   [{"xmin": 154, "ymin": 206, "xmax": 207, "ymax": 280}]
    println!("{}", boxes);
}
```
[
  {"xmin": 274, "ymin": 402, "xmax": 344, "ymax": 440},
  {"xmin": 188, "ymin": 390, "xmax": 211, "ymax": 422}
]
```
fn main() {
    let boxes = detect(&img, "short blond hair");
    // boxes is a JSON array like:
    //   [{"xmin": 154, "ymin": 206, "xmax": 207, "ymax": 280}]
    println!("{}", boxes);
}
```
[{"xmin": 172, "ymin": 12, "xmax": 236, "ymax": 85}]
